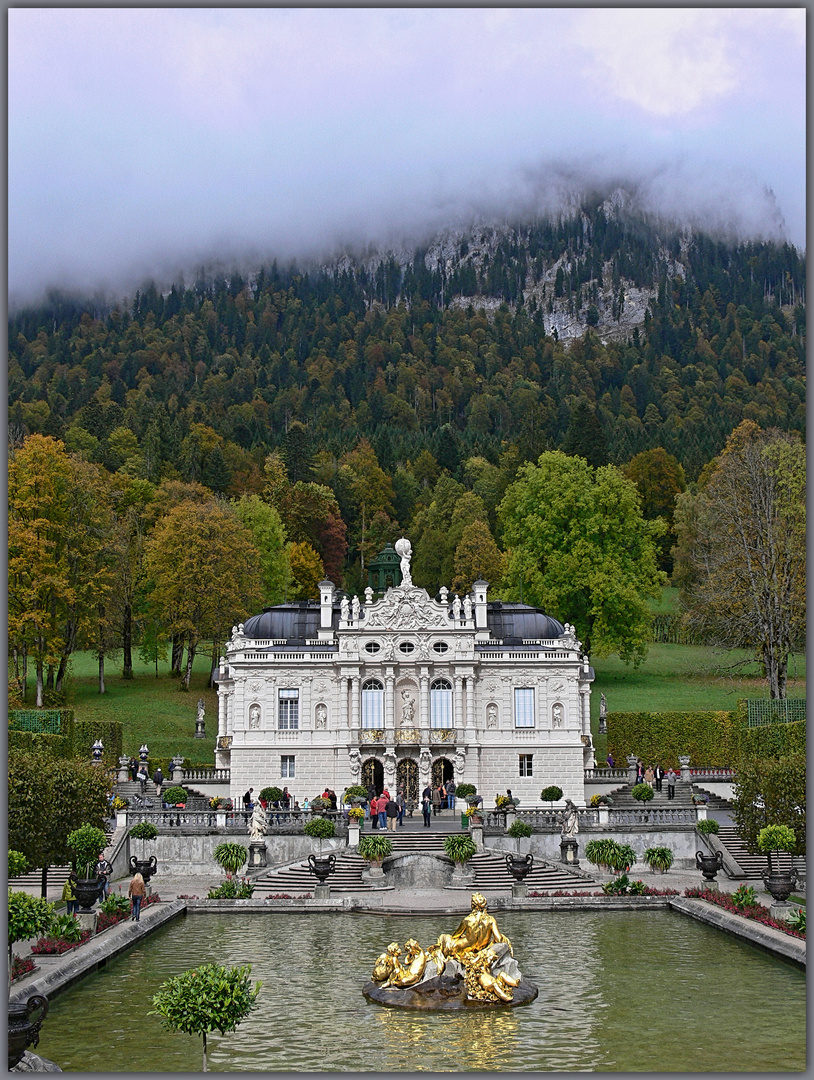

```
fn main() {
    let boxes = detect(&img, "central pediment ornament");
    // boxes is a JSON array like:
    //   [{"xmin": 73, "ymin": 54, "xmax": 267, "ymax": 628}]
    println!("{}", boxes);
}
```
[{"xmin": 364, "ymin": 585, "xmax": 451, "ymax": 632}]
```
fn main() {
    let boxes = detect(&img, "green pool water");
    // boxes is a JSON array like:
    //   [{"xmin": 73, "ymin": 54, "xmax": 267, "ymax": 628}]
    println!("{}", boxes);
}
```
[{"xmin": 35, "ymin": 910, "xmax": 805, "ymax": 1072}]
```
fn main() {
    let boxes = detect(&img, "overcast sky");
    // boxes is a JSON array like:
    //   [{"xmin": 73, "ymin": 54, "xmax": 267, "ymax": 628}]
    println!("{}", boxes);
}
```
[{"xmin": 8, "ymin": 7, "xmax": 806, "ymax": 307}]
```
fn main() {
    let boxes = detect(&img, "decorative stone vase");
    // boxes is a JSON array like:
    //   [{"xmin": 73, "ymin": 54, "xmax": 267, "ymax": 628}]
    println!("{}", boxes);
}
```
[
  {"xmin": 8, "ymin": 995, "xmax": 49, "ymax": 1069},
  {"xmin": 695, "ymin": 849, "xmax": 723, "ymax": 882},
  {"xmin": 763, "ymin": 866, "xmax": 798, "ymax": 903},
  {"xmin": 505, "ymin": 853, "xmax": 534, "ymax": 882},
  {"xmin": 74, "ymin": 878, "xmax": 103, "ymax": 912},
  {"xmin": 129, "ymin": 854, "xmax": 158, "ymax": 885},
  {"xmin": 308, "ymin": 853, "xmax": 336, "ymax": 884}
]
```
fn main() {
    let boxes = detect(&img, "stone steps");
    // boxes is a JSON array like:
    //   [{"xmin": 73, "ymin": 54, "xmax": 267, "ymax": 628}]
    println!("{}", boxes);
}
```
[
  {"xmin": 10, "ymin": 865, "xmax": 72, "ymax": 891},
  {"xmin": 458, "ymin": 852, "xmax": 599, "ymax": 892},
  {"xmin": 716, "ymin": 827, "xmax": 794, "ymax": 879},
  {"xmin": 253, "ymin": 852, "xmax": 373, "ymax": 894}
]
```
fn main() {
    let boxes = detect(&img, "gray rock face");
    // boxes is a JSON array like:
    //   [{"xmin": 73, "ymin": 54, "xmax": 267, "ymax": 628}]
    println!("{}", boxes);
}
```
[{"xmin": 11, "ymin": 1051, "xmax": 62, "ymax": 1072}]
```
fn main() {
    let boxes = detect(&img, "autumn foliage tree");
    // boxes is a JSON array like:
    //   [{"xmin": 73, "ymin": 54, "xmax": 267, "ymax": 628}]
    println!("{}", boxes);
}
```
[
  {"xmin": 672, "ymin": 421, "xmax": 805, "ymax": 697},
  {"xmin": 142, "ymin": 499, "xmax": 264, "ymax": 688}
]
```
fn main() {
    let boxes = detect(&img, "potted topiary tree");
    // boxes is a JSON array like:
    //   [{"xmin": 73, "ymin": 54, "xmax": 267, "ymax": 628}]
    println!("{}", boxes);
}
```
[
  {"xmin": 540, "ymin": 786, "xmax": 563, "ymax": 810},
  {"xmin": 631, "ymin": 783, "xmax": 655, "ymax": 804},
  {"xmin": 67, "ymin": 824, "xmax": 108, "ymax": 910},
  {"xmin": 758, "ymin": 825, "xmax": 798, "ymax": 902},
  {"xmin": 259, "ymin": 787, "xmax": 284, "ymax": 810},
  {"xmin": 358, "ymin": 834, "xmax": 392, "ymax": 878},
  {"xmin": 643, "ymin": 846, "xmax": 674, "ymax": 873},
  {"xmin": 443, "ymin": 834, "xmax": 477, "ymax": 881},
  {"xmin": 303, "ymin": 815, "xmax": 336, "ymax": 854},
  {"xmin": 151, "ymin": 963, "xmax": 261, "ymax": 1072},
  {"xmin": 213, "ymin": 842, "xmax": 248, "ymax": 880},
  {"xmin": 128, "ymin": 822, "xmax": 159, "ymax": 883}
]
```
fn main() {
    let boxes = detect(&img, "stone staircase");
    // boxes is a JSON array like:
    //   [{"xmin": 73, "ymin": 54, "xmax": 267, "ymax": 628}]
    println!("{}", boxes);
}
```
[
  {"xmin": 10, "ymin": 865, "xmax": 72, "ymax": 893},
  {"xmin": 716, "ymin": 827, "xmax": 794, "ymax": 879},
  {"xmin": 252, "ymin": 850, "xmax": 373, "ymax": 895},
  {"xmin": 452, "ymin": 851, "xmax": 600, "ymax": 892},
  {"xmin": 605, "ymin": 781, "xmax": 730, "ymax": 811}
]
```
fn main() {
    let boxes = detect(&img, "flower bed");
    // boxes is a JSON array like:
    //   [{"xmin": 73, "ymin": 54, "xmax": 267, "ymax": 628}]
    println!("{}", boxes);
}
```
[
  {"xmin": 31, "ymin": 930, "xmax": 92, "ymax": 955},
  {"xmin": 96, "ymin": 911, "xmax": 128, "ymax": 933},
  {"xmin": 528, "ymin": 885, "xmax": 679, "ymax": 898},
  {"xmin": 684, "ymin": 887, "xmax": 806, "ymax": 939},
  {"xmin": 10, "ymin": 955, "xmax": 36, "ymax": 982}
]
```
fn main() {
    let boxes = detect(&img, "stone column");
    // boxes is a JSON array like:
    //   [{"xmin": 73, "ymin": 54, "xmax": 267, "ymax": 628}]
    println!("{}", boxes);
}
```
[
  {"xmin": 218, "ymin": 692, "xmax": 227, "ymax": 738},
  {"xmin": 339, "ymin": 676, "xmax": 349, "ymax": 730},
  {"xmin": 419, "ymin": 666, "xmax": 430, "ymax": 730},
  {"xmin": 384, "ymin": 668, "xmax": 395, "ymax": 732},
  {"xmin": 351, "ymin": 675, "xmax": 360, "ymax": 733},
  {"xmin": 465, "ymin": 677, "xmax": 474, "ymax": 730},
  {"xmin": 679, "ymin": 755, "xmax": 691, "ymax": 784},
  {"xmin": 454, "ymin": 675, "xmax": 464, "ymax": 730}
]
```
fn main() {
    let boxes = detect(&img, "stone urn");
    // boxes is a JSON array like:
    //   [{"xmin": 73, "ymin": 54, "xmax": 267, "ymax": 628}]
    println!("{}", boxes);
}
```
[
  {"xmin": 695, "ymin": 849, "xmax": 723, "ymax": 882},
  {"xmin": 129, "ymin": 854, "xmax": 158, "ymax": 885},
  {"xmin": 505, "ymin": 853, "xmax": 534, "ymax": 882},
  {"xmin": 74, "ymin": 877, "xmax": 103, "ymax": 912},
  {"xmin": 307, "ymin": 853, "xmax": 336, "ymax": 884},
  {"xmin": 8, "ymin": 994, "xmax": 49, "ymax": 1069},
  {"xmin": 763, "ymin": 865, "xmax": 798, "ymax": 903}
]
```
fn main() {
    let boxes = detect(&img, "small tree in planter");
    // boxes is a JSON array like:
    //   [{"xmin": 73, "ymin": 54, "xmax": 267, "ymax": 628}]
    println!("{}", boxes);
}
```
[
  {"xmin": 507, "ymin": 820, "xmax": 532, "ymax": 840},
  {"xmin": 213, "ymin": 842, "xmax": 248, "ymax": 880},
  {"xmin": 757, "ymin": 825, "xmax": 797, "ymax": 873},
  {"xmin": 67, "ymin": 824, "xmax": 108, "ymax": 880},
  {"xmin": 358, "ymin": 834, "xmax": 392, "ymax": 868},
  {"xmin": 303, "ymin": 816, "xmax": 336, "ymax": 854},
  {"xmin": 151, "ymin": 963, "xmax": 261, "ymax": 1072},
  {"xmin": 443, "ymin": 834, "xmax": 477, "ymax": 868},
  {"xmin": 643, "ymin": 846, "xmax": 674, "ymax": 873},
  {"xmin": 8, "ymin": 891, "xmax": 55, "ymax": 967},
  {"xmin": 259, "ymin": 787, "xmax": 284, "ymax": 808},
  {"xmin": 541, "ymin": 786, "xmax": 563, "ymax": 809},
  {"xmin": 631, "ymin": 783, "xmax": 654, "ymax": 803}
]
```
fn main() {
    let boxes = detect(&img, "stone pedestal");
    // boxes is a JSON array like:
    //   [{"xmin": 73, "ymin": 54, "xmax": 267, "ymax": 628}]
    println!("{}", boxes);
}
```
[
  {"xmin": 248, "ymin": 840, "xmax": 268, "ymax": 868},
  {"xmin": 76, "ymin": 910, "xmax": 98, "ymax": 935},
  {"xmin": 695, "ymin": 804, "xmax": 708, "ymax": 821},
  {"xmin": 348, "ymin": 825, "xmax": 360, "ymax": 847},
  {"xmin": 679, "ymin": 755, "xmax": 691, "ymax": 784},
  {"xmin": 216, "ymin": 810, "xmax": 227, "ymax": 828},
  {"xmin": 313, "ymin": 883, "xmax": 331, "ymax": 900},
  {"xmin": 560, "ymin": 838, "xmax": 579, "ymax": 866},
  {"xmin": 703, "ymin": 878, "xmax": 719, "ymax": 892},
  {"xmin": 512, "ymin": 881, "xmax": 529, "ymax": 899},
  {"xmin": 469, "ymin": 823, "xmax": 484, "ymax": 850},
  {"xmin": 770, "ymin": 900, "xmax": 793, "ymax": 922},
  {"xmin": 597, "ymin": 807, "xmax": 609, "ymax": 827},
  {"xmin": 194, "ymin": 718, "xmax": 206, "ymax": 739},
  {"xmin": 117, "ymin": 756, "xmax": 130, "ymax": 784}
]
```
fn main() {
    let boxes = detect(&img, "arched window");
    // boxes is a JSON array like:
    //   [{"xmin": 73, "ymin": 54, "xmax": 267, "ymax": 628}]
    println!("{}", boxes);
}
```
[
  {"xmin": 430, "ymin": 678, "xmax": 453, "ymax": 729},
  {"xmin": 361, "ymin": 678, "xmax": 384, "ymax": 729}
]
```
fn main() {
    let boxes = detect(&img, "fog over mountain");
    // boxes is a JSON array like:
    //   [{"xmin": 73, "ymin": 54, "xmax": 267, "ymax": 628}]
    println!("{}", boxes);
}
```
[{"xmin": 8, "ymin": 8, "xmax": 804, "ymax": 309}]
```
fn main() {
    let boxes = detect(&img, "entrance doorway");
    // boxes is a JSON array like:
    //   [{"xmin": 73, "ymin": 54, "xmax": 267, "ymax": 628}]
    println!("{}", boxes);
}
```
[
  {"xmin": 396, "ymin": 758, "xmax": 418, "ymax": 805},
  {"xmin": 431, "ymin": 756, "xmax": 454, "ymax": 790},
  {"xmin": 362, "ymin": 757, "xmax": 383, "ymax": 795}
]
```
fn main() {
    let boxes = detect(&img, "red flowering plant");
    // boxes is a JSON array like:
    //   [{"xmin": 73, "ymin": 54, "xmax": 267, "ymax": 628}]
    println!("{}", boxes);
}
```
[
  {"xmin": 10, "ymin": 955, "xmax": 36, "ymax": 982},
  {"xmin": 31, "ymin": 930, "xmax": 92, "ymax": 955},
  {"xmin": 684, "ymin": 887, "xmax": 806, "ymax": 939}
]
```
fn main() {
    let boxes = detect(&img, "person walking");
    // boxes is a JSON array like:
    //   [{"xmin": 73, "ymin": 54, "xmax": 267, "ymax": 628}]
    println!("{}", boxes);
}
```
[
  {"xmin": 95, "ymin": 857, "xmax": 112, "ymax": 899},
  {"xmin": 378, "ymin": 793, "xmax": 388, "ymax": 830},
  {"xmin": 152, "ymin": 766, "xmax": 164, "ymax": 797},
  {"xmin": 654, "ymin": 763, "xmax": 665, "ymax": 793},
  {"xmin": 421, "ymin": 785, "xmax": 433, "ymax": 828},
  {"xmin": 445, "ymin": 777, "xmax": 457, "ymax": 810},
  {"xmin": 636, "ymin": 760, "xmax": 645, "ymax": 786},
  {"xmin": 62, "ymin": 870, "xmax": 78, "ymax": 916},
  {"xmin": 385, "ymin": 796, "xmax": 399, "ymax": 832},
  {"xmin": 432, "ymin": 784, "xmax": 442, "ymax": 816},
  {"xmin": 606, "ymin": 752, "xmax": 614, "ymax": 769},
  {"xmin": 644, "ymin": 765, "xmax": 655, "ymax": 789},
  {"xmin": 666, "ymin": 768, "xmax": 678, "ymax": 800},
  {"xmin": 129, "ymin": 871, "xmax": 146, "ymax": 921},
  {"xmin": 396, "ymin": 787, "xmax": 406, "ymax": 826},
  {"xmin": 370, "ymin": 794, "xmax": 379, "ymax": 829}
]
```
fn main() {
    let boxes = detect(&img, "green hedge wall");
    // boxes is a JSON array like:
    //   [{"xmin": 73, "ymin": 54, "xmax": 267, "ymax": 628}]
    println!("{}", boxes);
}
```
[
  {"xmin": 73, "ymin": 720, "xmax": 123, "ymax": 763},
  {"xmin": 8, "ymin": 730, "xmax": 72, "ymax": 758},
  {"xmin": 607, "ymin": 701, "xmax": 805, "ymax": 768},
  {"xmin": 607, "ymin": 710, "xmax": 738, "ymax": 768}
]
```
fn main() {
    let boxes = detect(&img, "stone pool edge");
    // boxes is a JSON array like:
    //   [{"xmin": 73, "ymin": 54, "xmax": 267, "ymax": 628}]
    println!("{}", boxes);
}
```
[
  {"xmin": 668, "ymin": 897, "xmax": 806, "ymax": 968},
  {"xmin": 8, "ymin": 900, "xmax": 186, "ymax": 1007},
  {"xmin": 9, "ymin": 894, "xmax": 804, "ymax": 1006}
]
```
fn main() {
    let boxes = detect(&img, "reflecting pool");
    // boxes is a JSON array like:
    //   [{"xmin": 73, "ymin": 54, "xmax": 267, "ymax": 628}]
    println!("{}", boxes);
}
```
[{"xmin": 36, "ymin": 910, "xmax": 805, "ymax": 1072}]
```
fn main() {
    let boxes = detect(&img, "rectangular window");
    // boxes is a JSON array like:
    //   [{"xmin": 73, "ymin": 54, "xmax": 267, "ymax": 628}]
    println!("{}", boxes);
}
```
[
  {"xmin": 361, "ymin": 687, "xmax": 383, "ymax": 729},
  {"xmin": 514, "ymin": 687, "xmax": 535, "ymax": 728},
  {"xmin": 430, "ymin": 687, "xmax": 453, "ymax": 729},
  {"xmin": 281, "ymin": 755, "xmax": 295, "ymax": 778},
  {"xmin": 519, "ymin": 754, "xmax": 533, "ymax": 777},
  {"xmin": 278, "ymin": 688, "xmax": 299, "ymax": 730}
]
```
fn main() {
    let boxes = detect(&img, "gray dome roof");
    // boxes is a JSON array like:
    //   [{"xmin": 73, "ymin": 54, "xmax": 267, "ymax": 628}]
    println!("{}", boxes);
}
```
[
  {"xmin": 243, "ymin": 602, "xmax": 323, "ymax": 642},
  {"xmin": 485, "ymin": 602, "xmax": 564, "ymax": 642}
]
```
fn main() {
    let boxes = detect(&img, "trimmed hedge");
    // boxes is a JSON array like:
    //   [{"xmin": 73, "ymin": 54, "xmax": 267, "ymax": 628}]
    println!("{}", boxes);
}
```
[
  {"xmin": 608, "ymin": 702, "xmax": 805, "ymax": 768},
  {"xmin": 8, "ymin": 730, "xmax": 72, "ymax": 758},
  {"xmin": 9, "ymin": 709, "xmax": 74, "ymax": 734},
  {"xmin": 73, "ymin": 720, "xmax": 123, "ymax": 763},
  {"xmin": 608, "ymin": 709, "xmax": 736, "ymax": 768}
]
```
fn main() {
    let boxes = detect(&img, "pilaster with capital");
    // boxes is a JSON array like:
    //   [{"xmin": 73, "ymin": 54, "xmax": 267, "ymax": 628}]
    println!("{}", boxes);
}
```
[
  {"xmin": 454, "ymin": 674, "xmax": 464, "ymax": 729},
  {"xmin": 465, "ymin": 676, "xmax": 474, "ymax": 730},
  {"xmin": 419, "ymin": 667, "xmax": 430, "ymax": 728},
  {"xmin": 384, "ymin": 667, "xmax": 395, "ymax": 732},
  {"xmin": 351, "ymin": 675, "xmax": 360, "ymax": 731}
]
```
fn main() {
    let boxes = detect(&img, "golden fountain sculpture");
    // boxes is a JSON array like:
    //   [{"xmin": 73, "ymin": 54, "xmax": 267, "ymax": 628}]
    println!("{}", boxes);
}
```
[{"xmin": 363, "ymin": 893, "xmax": 537, "ymax": 1009}]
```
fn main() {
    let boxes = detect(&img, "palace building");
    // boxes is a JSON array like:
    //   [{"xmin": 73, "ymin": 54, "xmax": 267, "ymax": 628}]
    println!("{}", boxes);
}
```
[{"xmin": 214, "ymin": 540, "xmax": 595, "ymax": 807}]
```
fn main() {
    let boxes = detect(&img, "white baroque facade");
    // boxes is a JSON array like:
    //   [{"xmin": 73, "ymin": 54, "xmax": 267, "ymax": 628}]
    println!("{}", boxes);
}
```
[{"xmin": 215, "ymin": 543, "xmax": 594, "ymax": 807}]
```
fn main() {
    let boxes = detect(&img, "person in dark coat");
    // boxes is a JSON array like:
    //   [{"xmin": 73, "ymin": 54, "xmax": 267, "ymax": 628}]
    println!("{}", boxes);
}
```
[
  {"xmin": 421, "ymin": 785, "xmax": 433, "ymax": 828},
  {"xmin": 654, "ymin": 764, "xmax": 665, "ymax": 792},
  {"xmin": 385, "ymin": 797, "xmax": 399, "ymax": 832}
]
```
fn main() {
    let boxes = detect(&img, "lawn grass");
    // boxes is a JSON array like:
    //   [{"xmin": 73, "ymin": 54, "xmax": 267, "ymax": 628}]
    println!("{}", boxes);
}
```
[{"xmin": 16, "ymin": 640, "xmax": 805, "ymax": 768}]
